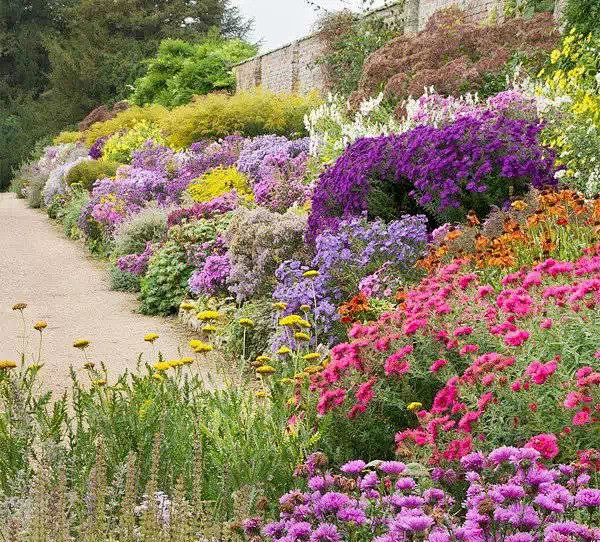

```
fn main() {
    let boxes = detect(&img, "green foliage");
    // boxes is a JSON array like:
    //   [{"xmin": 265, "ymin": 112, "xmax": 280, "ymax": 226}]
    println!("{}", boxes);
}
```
[
  {"xmin": 164, "ymin": 89, "xmax": 322, "ymax": 148},
  {"xmin": 315, "ymin": 5, "xmax": 403, "ymax": 95},
  {"xmin": 139, "ymin": 241, "xmax": 193, "ymax": 315},
  {"xmin": 112, "ymin": 207, "xmax": 168, "ymax": 258},
  {"xmin": 131, "ymin": 36, "xmax": 257, "ymax": 107},
  {"xmin": 109, "ymin": 266, "xmax": 141, "ymax": 292},
  {"xmin": 564, "ymin": 0, "xmax": 600, "ymax": 34},
  {"xmin": 65, "ymin": 159, "xmax": 119, "ymax": 190}
]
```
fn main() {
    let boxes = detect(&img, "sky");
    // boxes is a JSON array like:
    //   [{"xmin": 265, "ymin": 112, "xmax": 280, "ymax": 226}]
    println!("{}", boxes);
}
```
[{"xmin": 235, "ymin": 0, "xmax": 386, "ymax": 52}]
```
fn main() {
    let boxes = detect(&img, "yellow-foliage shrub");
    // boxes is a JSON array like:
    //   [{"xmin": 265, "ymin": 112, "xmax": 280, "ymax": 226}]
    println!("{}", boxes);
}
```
[
  {"xmin": 186, "ymin": 167, "xmax": 251, "ymax": 203},
  {"xmin": 164, "ymin": 89, "xmax": 322, "ymax": 148},
  {"xmin": 54, "ymin": 131, "xmax": 84, "ymax": 144},
  {"xmin": 82, "ymin": 104, "xmax": 170, "ymax": 146}
]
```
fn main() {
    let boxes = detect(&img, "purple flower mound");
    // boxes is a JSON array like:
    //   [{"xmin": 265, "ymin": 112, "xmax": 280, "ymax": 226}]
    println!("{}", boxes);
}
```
[
  {"xmin": 188, "ymin": 254, "xmax": 231, "ymax": 296},
  {"xmin": 116, "ymin": 242, "xmax": 154, "ymax": 276},
  {"xmin": 89, "ymin": 136, "xmax": 108, "ymax": 160},
  {"xmin": 307, "ymin": 113, "xmax": 556, "ymax": 243},
  {"xmin": 166, "ymin": 191, "xmax": 240, "ymax": 228},
  {"xmin": 257, "ymin": 447, "xmax": 600, "ymax": 542}
]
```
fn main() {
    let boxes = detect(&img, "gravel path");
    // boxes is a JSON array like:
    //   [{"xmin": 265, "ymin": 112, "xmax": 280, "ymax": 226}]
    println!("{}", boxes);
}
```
[{"xmin": 0, "ymin": 192, "xmax": 212, "ymax": 393}]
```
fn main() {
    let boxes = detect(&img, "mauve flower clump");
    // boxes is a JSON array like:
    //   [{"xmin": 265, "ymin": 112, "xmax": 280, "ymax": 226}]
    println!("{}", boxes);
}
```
[{"xmin": 251, "ymin": 449, "xmax": 599, "ymax": 541}]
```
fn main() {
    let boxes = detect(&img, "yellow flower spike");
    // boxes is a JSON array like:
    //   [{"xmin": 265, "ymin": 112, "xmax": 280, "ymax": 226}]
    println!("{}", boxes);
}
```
[
  {"xmin": 276, "ymin": 346, "xmax": 292, "ymax": 355},
  {"xmin": 193, "ymin": 342, "xmax": 213, "ymax": 354},
  {"xmin": 196, "ymin": 310, "xmax": 220, "ymax": 321},
  {"xmin": 12, "ymin": 303, "xmax": 27, "ymax": 311},
  {"xmin": 272, "ymin": 302, "xmax": 288, "ymax": 311},
  {"xmin": 239, "ymin": 318, "xmax": 255, "ymax": 328},
  {"xmin": 279, "ymin": 315, "xmax": 310, "ymax": 328},
  {"xmin": 255, "ymin": 391, "xmax": 267, "ymax": 399},
  {"xmin": 144, "ymin": 333, "xmax": 159, "ymax": 343},
  {"xmin": 180, "ymin": 302, "xmax": 195, "ymax": 311},
  {"xmin": 92, "ymin": 379, "xmax": 106, "ymax": 387},
  {"xmin": 73, "ymin": 340, "xmax": 90, "ymax": 349},
  {"xmin": 294, "ymin": 332, "xmax": 311, "ymax": 341},
  {"xmin": 0, "ymin": 360, "xmax": 17, "ymax": 369},
  {"xmin": 256, "ymin": 365, "xmax": 276, "ymax": 375},
  {"xmin": 33, "ymin": 321, "xmax": 47, "ymax": 331},
  {"xmin": 299, "ymin": 304, "xmax": 311, "ymax": 313},
  {"xmin": 303, "ymin": 353, "xmax": 321, "ymax": 362},
  {"xmin": 407, "ymin": 402, "xmax": 423, "ymax": 412},
  {"xmin": 302, "ymin": 270, "xmax": 319, "ymax": 278},
  {"xmin": 153, "ymin": 361, "xmax": 171, "ymax": 372},
  {"xmin": 181, "ymin": 357, "xmax": 194, "ymax": 365},
  {"xmin": 152, "ymin": 373, "xmax": 164, "ymax": 382}
]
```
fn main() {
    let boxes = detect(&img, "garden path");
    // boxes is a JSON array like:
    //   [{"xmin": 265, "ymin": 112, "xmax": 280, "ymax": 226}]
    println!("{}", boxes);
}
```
[{"xmin": 0, "ymin": 192, "xmax": 213, "ymax": 394}]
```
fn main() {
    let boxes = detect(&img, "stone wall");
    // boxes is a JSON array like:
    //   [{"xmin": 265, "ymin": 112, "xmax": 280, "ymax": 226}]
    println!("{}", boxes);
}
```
[{"xmin": 232, "ymin": 0, "xmax": 558, "ymax": 95}]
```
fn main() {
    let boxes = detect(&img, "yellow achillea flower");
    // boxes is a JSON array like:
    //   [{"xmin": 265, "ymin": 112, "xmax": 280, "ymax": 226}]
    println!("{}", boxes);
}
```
[
  {"xmin": 256, "ymin": 355, "xmax": 271, "ymax": 363},
  {"xmin": 294, "ymin": 372, "xmax": 309, "ymax": 380},
  {"xmin": 302, "ymin": 270, "xmax": 319, "ymax": 278},
  {"xmin": 193, "ymin": 342, "xmax": 213, "ymax": 354},
  {"xmin": 239, "ymin": 318, "xmax": 255, "ymax": 328},
  {"xmin": 407, "ymin": 402, "xmax": 423, "ymax": 411},
  {"xmin": 0, "ymin": 360, "xmax": 17, "ymax": 369},
  {"xmin": 144, "ymin": 333, "xmax": 159, "ymax": 343},
  {"xmin": 92, "ymin": 379, "xmax": 106, "ymax": 387},
  {"xmin": 276, "ymin": 346, "xmax": 292, "ymax": 355},
  {"xmin": 197, "ymin": 310, "xmax": 220, "ymax": 321},
  {"xmin": 303, "ymin": 352, "xmax": 321, "ymax": 361},
  {"xmin": 272, "ymin": 302, "xmax": 288, "ymax": 311},
  {"xmin": 153, "ymin": 361, "xmax": 171, "ymax": 372},
  {"xmin": 33, "ymin": 321, "xmax": 47, "ymax": 331},
  {"xmin": 286, "ymin": 396, "xmax": 298, "ymax": 407},
  {"xmin": 189, "ymin": 339, "xmax": 202, "ymax": 350},
  {"xmin": 152, "ymin": 373, "xmax": 164, "ymax": 382},
  {"xmin": 73, "ymin": 340, "xmax": 90, "ymax": 349},
  {"xmin": 12, "ymin": 303, "xmax": 27, "ymax": 311},
  {"xmin": 180, "ymin": 302, "xmax": 195, "ymax": 311},
  {"xmin": 168, "ymin": 359, "xmax": 184, "ymax": 368},
  {"xmin": 255, "ymin": 391, "xmax": 267, "ymax": 398},
  {"xmin": 279, "ymin": 315, "xmax": 310, "ymax": 328},
  {"xmin": 181, "ymin": 357, "xmax": 194, "ymax": 365},
  {"xmin": 202, "ymin": 325, "xmax": 217, "ymax": 333},
  {"xmin": 321, "ymin": 359, "xmax": 330, "ymax": 368},
  {"xmin": 294, "ymin": 332, "xmax": 311, "ymax": 341},
  {"xmin": 279, "ymin": 377, "xmax": 294, "ymax": 385},
  {"xmin": 305, "ymin": 365, "xmax": 322, "ymax": 375},
  {"xmin": 256, "ymin": 365, "xmax": 276, "ymax": 375},
  {"xmin": 299, "ymin": 304, "xmax": 311, "ymax": 312}
]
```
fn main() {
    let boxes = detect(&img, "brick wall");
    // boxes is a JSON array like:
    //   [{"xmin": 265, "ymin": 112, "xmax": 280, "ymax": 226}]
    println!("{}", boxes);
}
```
[{"xmin": 233, "ymin": 0, "xmax": 559, "ymax": 95}]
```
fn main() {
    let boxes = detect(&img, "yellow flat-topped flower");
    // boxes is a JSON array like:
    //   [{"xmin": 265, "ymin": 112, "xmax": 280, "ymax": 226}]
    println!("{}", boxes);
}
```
[
  {"xmin": 168, "ymin": 359, "xmax": 184, "ymax": 368},
  {"xmin": 152, "ymin": 373, "xmax": 164, "ymax": 381},
  {"xmin": 153, "ymin": 361, "xmax": 171, "ymax": 372},
  {"xmin": 294, "ymin": 332, "xmax": 311, "ymax": 341},
  {"xmin": 197, "ymin": 310, "xmax": 220, "ymax": 321},
  {"xmin": 202, "ymin": 325, "xmax": 217, "ymax": 333},
  {"xmin": 276, "ymin": 346, "xmax": 292, "ymax": 355},
  {"xmin": 12, "ymin": 303, "xmax": 27, "ymax": 311},
  {"xmin": 181, "ymin": 357, "xmax": 194, "ymax": 365},
  {"xmin": 0, "ymin": 360, "xmax": 17, "ymax": 369},
  {"xmin": 144, "ymin": 333, "xmax": 159, "ymax": 343},
  {"xmin": 302, "ymin": 270, "xmax": 319, "ymax": 278},
  {"xmin": 34, "ymin": 321, "xmax": 47, "ymax": 331},
  {"xmin": 73, "ymin": 340, "xmax": 90, "ymax": 349},
  {"xmin": 272, "ymin": 302, "xmax": 288, "ymax": 311},
  {"xmin": 193, "ymin": 342, "xmax": 213, "ymax": 354},
  {"xmin": 180, "ymin": 302, "xmax": 195, "ymax": 311},
  {"xmin": 279, "ymin": 315, "xmax": 310, "ymax": 328},
  {"xmin": 407, "ymin": 402, "xmax": 422, "ymax": 412},
  {"xmin": 256, "ymin": 355, "xmax": 271, "ymax": 363},
  {"xmin": 256, "ymin": 365, "xmax": 276, "ymax": 375},
  {"xmin": 239, "ymin": 318, "xmax": 255, "ymax": 328},
  {"xmin": 255, "ymin": 391, "xmax": 267, "ymax": 398},
  {"xmin": 303, "ymin": 352, "xmax": 321, "ymax": 361},
  {"xmin": 305, "ymin": 365, "xmax": 322, "ymax": 375}
]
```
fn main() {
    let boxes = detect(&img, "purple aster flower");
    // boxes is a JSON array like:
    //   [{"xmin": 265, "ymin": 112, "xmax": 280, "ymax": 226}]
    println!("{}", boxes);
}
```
[
  {"xmin": 358, "ymin": 472, "xmax": 379, "ymax": 490},
  {"xmin": 378, "ymin": 461, "xmax": 407, "ymax": 475},
  {"xmin": 336, "ymin": 507, "xmax": 367, "ymax": 525},
  {"xmin": 288, "ymin": 521, "xmax": 313, "ymax": 540},
  {"xmin": 308, "ymin": 475, "xmax": 335, "ymax": 493},
  {"xmin": 317, "ymin": 492, "xmax": 350, "ymax": 514},
  {"xmin": 340, "ymin": 460, "xmax": 366, "ymax": 476},
  {"xmin": 242, "ymin": 517, "xmax": 262, "ymax": 535},
  {"xmin": 395, "ymin": 477, "xmax": 416, "ymax": 491},
  {"xmin": 309, "ymin": 523, "xmax": 342, "ymax": 542},
  {"xmin": 575, "ymin": 488, "xmax": 600, "ymax": 507},
  {"xmin": 460, "ymin": 452, "xmax": 485, "ymax": 471}
]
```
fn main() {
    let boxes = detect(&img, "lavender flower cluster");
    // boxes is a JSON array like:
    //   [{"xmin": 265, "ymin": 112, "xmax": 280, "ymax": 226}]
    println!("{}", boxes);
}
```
[
  {"xmin": 188, "ymin": 253, "xmax": 231, "ymax": 296},
  {"xmin": 274, "ymin": 214, "xmax": 428, "ymax": 343},
  {"xmin": 116, "ymin": 242, "xmax": 154, "ymax": 276},
  {"xmin": 247, "ymin": 448, "xmax": 599, "ymax": 542},
  {"xmin": 307, "ymin": 112, "xmax": 556, "ymax": 242}
]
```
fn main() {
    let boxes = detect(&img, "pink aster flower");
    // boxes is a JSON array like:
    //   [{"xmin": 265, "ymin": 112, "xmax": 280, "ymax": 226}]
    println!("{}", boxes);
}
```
[
  {"xmin": 525, "ymin": 433, "xmax": 559, "ymax": 459},
  {"xmin": 504, "ymin": 330, "xmax": 530, "ymax": 347}
]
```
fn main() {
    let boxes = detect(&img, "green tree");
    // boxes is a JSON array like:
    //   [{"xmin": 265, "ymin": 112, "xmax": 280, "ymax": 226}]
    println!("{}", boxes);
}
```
[{"xmin": 130, "ymin": 35, "xmax": 257, "ymax": 107}]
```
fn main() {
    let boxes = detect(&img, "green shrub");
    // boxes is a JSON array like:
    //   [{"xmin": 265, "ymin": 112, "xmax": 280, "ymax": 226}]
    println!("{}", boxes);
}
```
[
  {"xmin": 139, "ymin": 241, "xmax": 193, "ymax": 315},
  {"xmin": 164, "ymin": 89, "xmax": 322, "ymax": 148},
  {"xmin": 109, "ymin": 265, "xmax": 141, "ymax": 292},
  {"xmin": 112, "ymin": 207, "xmax": 168, "ymax": 258},
  {"xmin": 65, "ymin": 159, "xmax": 120, "ymax": 190},
  {"xmin": 564, "ymin": 0, "xmax": 600, "ymax": 35},
  {"xmin": 131, "ymin": 36, "xmax": 257, "ymax": 107}
]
